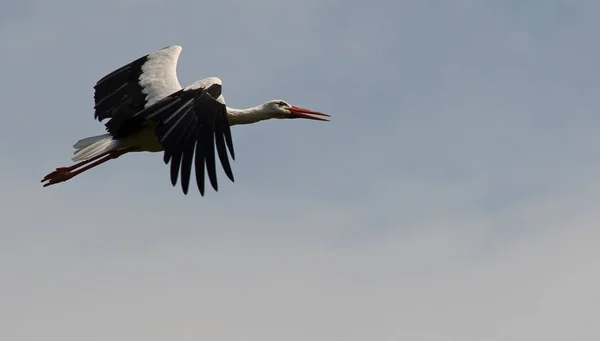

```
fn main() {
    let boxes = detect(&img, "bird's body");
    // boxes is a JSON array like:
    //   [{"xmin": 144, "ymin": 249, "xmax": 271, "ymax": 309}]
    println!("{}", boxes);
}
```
[{"xmin": 42, "ymin": 45, "xmax": 329, "ymax": 195}]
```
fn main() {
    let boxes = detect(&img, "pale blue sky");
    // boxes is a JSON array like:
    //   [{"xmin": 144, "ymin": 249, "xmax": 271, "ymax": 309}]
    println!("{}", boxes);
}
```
[{"xmin": 1, "ymin": 0, "xmax": 600, "ymax": 340}]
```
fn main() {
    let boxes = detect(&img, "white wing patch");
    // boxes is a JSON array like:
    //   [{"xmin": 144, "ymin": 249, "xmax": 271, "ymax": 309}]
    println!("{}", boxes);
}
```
[
  {"xmin": 184, "ymin": 76, "xmax": 222, "ymax": 91},
  {"xmin": 184, "ymin": 76, "xmax": 225, "ymax": 103},
  {"xmin": 139, "ymin": 45, "xmax": 183, "ymax": 108}
]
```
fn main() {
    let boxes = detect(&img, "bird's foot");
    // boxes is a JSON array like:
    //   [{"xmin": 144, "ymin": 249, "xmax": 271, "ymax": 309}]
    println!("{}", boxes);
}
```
[
  {"xmin": 41, "ymin": 167, "xmax": 69, "ymax": 182},
  {"xmin": 41, "ymin": 168, "xmax": 73, "ymax": 187}
]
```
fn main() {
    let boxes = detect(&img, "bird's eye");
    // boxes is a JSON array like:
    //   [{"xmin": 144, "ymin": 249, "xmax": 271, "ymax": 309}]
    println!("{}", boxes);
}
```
[{"xmin": 277, "ymin": 101, "xmax": 287, "ymax": 107}]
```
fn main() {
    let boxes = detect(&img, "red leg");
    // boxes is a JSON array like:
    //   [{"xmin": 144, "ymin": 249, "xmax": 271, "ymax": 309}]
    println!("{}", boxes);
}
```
[
  {"xmin": 41, "ymin": 147, "xmax": 135, "ymax": 188},
  {"xmin": 41, "ymin": 150, "xmax": 117, "ymax": 182}
]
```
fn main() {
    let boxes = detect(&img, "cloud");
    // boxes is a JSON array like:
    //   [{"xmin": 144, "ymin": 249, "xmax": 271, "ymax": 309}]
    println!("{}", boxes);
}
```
[{"xmin": 2, "ymin": 175, "xmax": 600, "ymax": 341}]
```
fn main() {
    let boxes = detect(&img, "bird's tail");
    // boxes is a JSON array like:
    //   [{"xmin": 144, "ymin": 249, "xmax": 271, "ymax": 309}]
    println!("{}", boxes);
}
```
[{"xmin": 72, "ymin": 133, "xmax": 120, "ymax": 161}]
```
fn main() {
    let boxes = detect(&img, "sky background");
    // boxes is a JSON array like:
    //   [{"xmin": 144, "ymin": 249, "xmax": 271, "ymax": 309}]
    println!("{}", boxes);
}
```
[{"xmin": 1, "ymin": 0, "xmax": 600, "ymax": 340}]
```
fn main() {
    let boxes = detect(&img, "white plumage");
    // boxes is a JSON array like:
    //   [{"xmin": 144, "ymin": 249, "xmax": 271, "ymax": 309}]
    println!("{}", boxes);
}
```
[
  {"xmin": 72, "ymin": 134, "xmax": 117, "ymax": 161},
  {"xmin": 139, "ymin": 45, "xmax": 183, "ymax": 107}
]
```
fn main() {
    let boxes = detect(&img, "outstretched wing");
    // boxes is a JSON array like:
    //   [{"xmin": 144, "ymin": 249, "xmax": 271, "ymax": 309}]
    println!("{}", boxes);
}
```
[
  {"xmin": 131, "ymin": 79, "xmax": 235, "ymax": 195},
  {"xmin": 93, "ymin": 45, "xmax": 183, "ymax": 138}
]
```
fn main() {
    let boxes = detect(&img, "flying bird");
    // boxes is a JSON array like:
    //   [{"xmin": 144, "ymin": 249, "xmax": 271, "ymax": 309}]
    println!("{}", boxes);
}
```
[{"xmin": 41, "ymin": 45, "xmax": 330, "ymax": 195}]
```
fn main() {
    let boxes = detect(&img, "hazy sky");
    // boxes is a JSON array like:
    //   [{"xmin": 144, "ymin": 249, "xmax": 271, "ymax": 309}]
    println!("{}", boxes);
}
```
[{"xmin": 1, "ymin": 0, "xmax": 600, "ymax": 340}]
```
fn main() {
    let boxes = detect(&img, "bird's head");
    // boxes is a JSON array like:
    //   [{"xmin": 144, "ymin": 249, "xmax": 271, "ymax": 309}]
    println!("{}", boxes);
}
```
[{"xmin": 262, "ymin": 100, "xmax": 330, "ymax": 121}]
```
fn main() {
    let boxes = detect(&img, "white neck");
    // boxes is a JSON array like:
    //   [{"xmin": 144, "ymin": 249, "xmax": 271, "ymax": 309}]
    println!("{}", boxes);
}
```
[{"xmin": 226, "ymin": 105, "xmax": 273, "ymax": 126}]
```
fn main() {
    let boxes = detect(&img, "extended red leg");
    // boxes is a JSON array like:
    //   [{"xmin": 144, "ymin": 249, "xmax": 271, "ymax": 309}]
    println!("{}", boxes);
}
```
[
  {"xmin": 42, "ymin": 150, "xmax": 117, "ymax": 181},
  {"xmin": 41, "ymin": 147, "xmax": 135, "ymax": 188}
]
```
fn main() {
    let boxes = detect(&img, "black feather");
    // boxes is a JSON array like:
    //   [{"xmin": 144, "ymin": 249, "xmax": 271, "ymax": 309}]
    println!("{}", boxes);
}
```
[
  {"xmin": 170, "ymin": 150, "xmax": 182, "ymax": 187},
  {"xmin": 195, "ymin": 128, "xmax": 206, "ymax": 196},
  {"xmin": 214, "ymin": 104, "xmax": 235, "ymax": 181},
  {"xmin": 93, "ymin": 54, "xmax": 148, "ymax": 137},
  {"xmin": 129, "ymin": 83, "xmax": 235, "ymax": 195}
]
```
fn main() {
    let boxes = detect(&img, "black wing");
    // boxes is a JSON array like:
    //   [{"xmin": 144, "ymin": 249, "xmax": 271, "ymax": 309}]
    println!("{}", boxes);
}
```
[
  {"xmin": 131, "ymin": 83, "xmax": 235, "ymax": 195},
  {"xmin": 93, "ymin": 54, "xmax": 147, "ymax": 124},
  {"xmin": 93, "ymin": 45, "xmax": 183, "ymax": 139}
]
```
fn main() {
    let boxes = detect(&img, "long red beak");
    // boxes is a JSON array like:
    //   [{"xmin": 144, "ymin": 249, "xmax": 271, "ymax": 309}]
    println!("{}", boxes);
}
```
[{"xmin": 288, "ymin": 105, "xmax": 331, "ymax": 121}]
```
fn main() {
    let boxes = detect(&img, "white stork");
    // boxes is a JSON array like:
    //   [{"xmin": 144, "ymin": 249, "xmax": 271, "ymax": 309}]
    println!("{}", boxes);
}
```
[{"xmin": 41, "ymin": 45, "xmax": 330, "ymax": 195}]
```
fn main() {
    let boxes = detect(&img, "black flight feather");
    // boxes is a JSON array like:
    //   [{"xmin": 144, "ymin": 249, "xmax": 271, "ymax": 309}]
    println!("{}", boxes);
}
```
[{"xmin": 125, "ymin": 83, "xmax": 235, "ymax": 195}]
